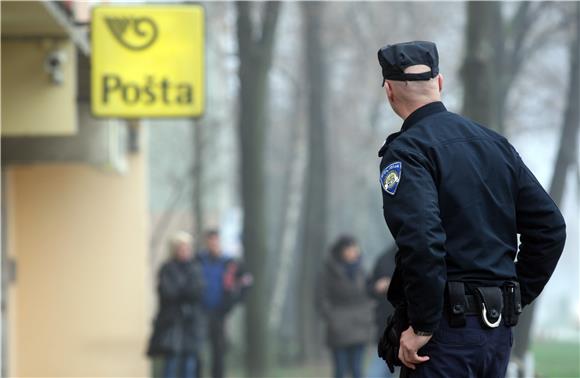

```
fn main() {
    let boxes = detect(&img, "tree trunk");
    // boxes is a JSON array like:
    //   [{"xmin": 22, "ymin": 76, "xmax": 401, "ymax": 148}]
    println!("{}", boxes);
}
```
[
  {"xmin": 236, "ymin": 2, "xmax": 281, "ymax": 376},
  {"xmin": 192, "ymin": 119, "xmax": 204, "ymax": 249},
  {"xmin": 462, "ymin": 2, "xmax": 578, "ymax": 374},
  {"xmin": 461, "ymin": 1, "xmax": 505, "ymax": 133},
  {"xmin": 512, "ymin": 2, "xmax": 580, "ymax": 367},
  {"xmin": 268, "ymin": 99, "xmax": 307, "ymax": 332},
  {"xmin": 547, "ymin": 3, "xmax": 580, "ymax": 206},
  {"xmin": 297, "ymin": 1, "xmax": 328, "ymax": 361}
]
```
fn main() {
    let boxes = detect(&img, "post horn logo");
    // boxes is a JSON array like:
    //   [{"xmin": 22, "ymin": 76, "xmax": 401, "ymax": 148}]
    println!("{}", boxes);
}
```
[{"xmin": 105, "ymin": 16, "xmax": 158, "ymax": 51}]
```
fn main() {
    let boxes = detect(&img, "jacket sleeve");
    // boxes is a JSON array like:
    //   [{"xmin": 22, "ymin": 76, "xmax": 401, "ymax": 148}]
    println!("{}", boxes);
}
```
[
  {"xmin": 514, "ymin": 153, "xmax": 566, "ymax": 306},
  {"xmin": 233, "ymin": 260, "xmax": 252, "ymax": 301},
  {"xmin": 366, "ymin": 253, "xmax": 391, "ymax": 301},
  {"xmin": 380, "ymin": 148, "xmax": 447, "ymax": 333},
  {"xmin": 222, "ymin": 260, "xmax": 250, "ymax": 314},
  {"xmin": 366, "ymin": 259, "xmax": 382, "ymax": 301},
  {"xmin": 158, "ymin": 264, "xmax": 183, "ymax": 302},
  {"xmin": 180, "ymin": 264, "xmax": 205, "ymax": 302}
]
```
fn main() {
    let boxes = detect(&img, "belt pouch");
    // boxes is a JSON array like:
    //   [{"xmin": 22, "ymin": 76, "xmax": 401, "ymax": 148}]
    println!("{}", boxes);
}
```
[
  {"xmin": 447, "ymin": 281, "xmax": 467, "ymax": 327},
  {"xmin": 474, "ymin": 286, "xmax": 503, "ymax": 328},
  {"xmin": 502, "ymin": 281, "xmax": 522, "ymax": 326}
]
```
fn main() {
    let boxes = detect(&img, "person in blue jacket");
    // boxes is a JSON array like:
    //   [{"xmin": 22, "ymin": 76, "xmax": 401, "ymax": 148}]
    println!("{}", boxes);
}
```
[{"xmin": 197, "ymin": 229, "xmax": 253, "ymax": 378}]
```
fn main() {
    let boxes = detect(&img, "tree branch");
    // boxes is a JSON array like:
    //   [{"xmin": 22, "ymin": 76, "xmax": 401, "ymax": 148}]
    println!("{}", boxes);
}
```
[
  {"xmin": 506, "ymin": 2, "xmax": 532, "ymax": 66},
  {"xmin": 236, "ymin": 1, "xmax": 254, "ymax": 58},
  {"xmin": 258, "ymin": 1, "xmax": 282, "ymax": 66},
  {"xmin": 503, "ymin": 2, "xmax": 571, "ymax": 96},
  {"xmin": 516, "ymin": 13, "xmax": 574, "ymax": 68}
]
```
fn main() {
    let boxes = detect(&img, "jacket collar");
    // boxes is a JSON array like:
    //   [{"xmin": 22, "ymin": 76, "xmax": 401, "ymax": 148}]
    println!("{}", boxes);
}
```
[
  {"xmin": 401, "ymin": 101, "xmax": 447, "ymax": 132},
  {"xmin": 378, "ymin": 101, "xmax": 447, "ymax": 157}
]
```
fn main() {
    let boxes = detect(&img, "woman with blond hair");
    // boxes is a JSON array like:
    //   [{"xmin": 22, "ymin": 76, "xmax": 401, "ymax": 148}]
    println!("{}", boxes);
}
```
[{"xmin": 147, "ymin": 231, "xmax": 204, "ymax": 378}]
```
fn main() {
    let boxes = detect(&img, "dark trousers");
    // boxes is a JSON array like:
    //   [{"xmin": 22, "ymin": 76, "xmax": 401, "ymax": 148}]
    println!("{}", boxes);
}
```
[
  {"xmin": 404, "ymin": 315, "xmax": 512, "ymax": 378},
  {"xmin": 206, "ymin": 313, "xmax": 226, "ymax": 378},
  {"xmin": 331, "ymin": 344, "xmax": 366, "ymax": 378},
  {"xmin": 164, "ymin": 354, "xmax": 197, "ymax": 378}
]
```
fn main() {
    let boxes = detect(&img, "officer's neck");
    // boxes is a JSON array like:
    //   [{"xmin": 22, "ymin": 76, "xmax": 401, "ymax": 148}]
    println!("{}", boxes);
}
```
[{"xmin": 399, "ymin": 98, "xmax": 440, "ymax": 120}]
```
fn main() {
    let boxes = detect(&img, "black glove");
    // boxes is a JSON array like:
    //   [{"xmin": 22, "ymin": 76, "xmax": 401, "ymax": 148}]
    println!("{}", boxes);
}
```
[{"xmin": 377, "ymin": 305, "xmax": 409, "ymax": 373}]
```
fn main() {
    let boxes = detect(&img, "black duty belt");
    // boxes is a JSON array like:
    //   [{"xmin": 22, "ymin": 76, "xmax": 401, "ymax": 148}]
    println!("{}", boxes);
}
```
[
  {"xmin": 446, "ymin": 281, "xmax": 522, "ymax": 328},
  {"xmin": 463, "ymin": 294, "xmax": 479, "ymax": 315}
]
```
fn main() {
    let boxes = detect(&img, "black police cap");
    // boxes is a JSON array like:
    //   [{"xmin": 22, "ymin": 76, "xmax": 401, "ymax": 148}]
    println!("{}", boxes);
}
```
[{"xmin": 377, "ymin": 41, "xmax": 439, "ymax": 86}]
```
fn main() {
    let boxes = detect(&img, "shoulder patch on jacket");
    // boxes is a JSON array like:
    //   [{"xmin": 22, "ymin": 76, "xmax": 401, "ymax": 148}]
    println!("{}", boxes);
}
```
[{"xmin": 380, "ymin": 162, "xmax": 402, "ymax": 195}]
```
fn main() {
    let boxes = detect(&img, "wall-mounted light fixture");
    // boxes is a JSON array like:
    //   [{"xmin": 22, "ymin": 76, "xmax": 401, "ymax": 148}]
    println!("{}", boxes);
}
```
[{"xmin": 44, "ymin": 48, "xmax": 68, "ymax": 85}]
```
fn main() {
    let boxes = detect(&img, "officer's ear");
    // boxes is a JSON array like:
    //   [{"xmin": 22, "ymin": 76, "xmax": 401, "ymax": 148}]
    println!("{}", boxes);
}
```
[
  {"xmin": 385, "ymin": 81, "xmax": 395, "ymax": 103},
  {"xmin": 437, "ymin": 74, "xmax": 444, "ymax": 93}
]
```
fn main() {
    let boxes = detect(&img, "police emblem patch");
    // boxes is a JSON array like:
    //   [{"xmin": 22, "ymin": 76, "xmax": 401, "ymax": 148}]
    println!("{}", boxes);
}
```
[{"xmin": 380, "ymin": 162, "xmax": 402, "ymax": 195}]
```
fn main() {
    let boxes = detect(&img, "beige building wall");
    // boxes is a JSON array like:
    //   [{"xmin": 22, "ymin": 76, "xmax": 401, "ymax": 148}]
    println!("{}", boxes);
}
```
[
  {"xmin": 1, "ymin": 40, "xmax": 77, "ymax": 136},
  {"xmin": 5, "ymin": 155, "xmax": 150, "ymax": 377}
]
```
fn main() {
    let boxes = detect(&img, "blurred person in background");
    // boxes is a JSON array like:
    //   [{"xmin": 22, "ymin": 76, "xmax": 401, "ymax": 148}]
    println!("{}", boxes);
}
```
[
  {"xmin": 317, "ymin": 235, "xmax": 375, "ymax": 378},
  {"xmin": 147, "ymin": 231, "xmax": 205, "ymax": 378},
  {"xmin": 366, "ymin": 246, "xmax": 397, "ymax": 378},
  {"xmin": 197, "ymin": 229, "xmax": 253, "ymax": 378}
]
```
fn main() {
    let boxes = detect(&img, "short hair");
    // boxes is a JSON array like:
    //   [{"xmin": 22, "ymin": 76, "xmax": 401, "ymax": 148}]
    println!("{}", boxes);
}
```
[
  {"xmin": 170, "ymin": 231, "xmax": 193, "ymax": 256},
  {"xmin": 205, "ymin": 229, "xmax": 220, "ymax": 238},
  {"xmin": 330, "ymin": 235, "xmax": 358, "ymax": 260}
]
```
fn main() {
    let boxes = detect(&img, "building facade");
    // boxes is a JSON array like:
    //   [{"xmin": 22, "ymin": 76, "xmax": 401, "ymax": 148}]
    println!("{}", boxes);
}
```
[{"xmin": 1, "ymin": 1, "xmax": 150, "ymax": 376}]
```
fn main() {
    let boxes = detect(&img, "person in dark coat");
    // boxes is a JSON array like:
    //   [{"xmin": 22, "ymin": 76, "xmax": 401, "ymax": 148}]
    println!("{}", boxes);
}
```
[
  {"xmin": 366, "ymin": 246, "xmax": 397, "ymax": 378},
  {"xmin": 147, "ymin": 231, "xmax": 204, "ymax": 378},
  {"xmin": 317, "ymin": 235, "xmax": 375, "ymax": 378}
]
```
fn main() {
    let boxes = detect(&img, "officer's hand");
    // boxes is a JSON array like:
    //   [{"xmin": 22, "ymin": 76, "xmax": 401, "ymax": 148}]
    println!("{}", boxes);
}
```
[{"xmin": 398, "ymin": 326, "xmax": 431, "ymax": 370}]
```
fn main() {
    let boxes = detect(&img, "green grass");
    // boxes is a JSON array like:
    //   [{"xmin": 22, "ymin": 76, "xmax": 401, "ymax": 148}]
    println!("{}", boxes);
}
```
[
  {"xmin": 226, "ymin": 358, "xmax": 331, "ymax": 378},
  {"xmin": 153, "ymin": 340, "xmax": 579, "ymax": 378},
  {"xmin": 533, "ymin": 340, "xmax": 580, "ymax": 378}
]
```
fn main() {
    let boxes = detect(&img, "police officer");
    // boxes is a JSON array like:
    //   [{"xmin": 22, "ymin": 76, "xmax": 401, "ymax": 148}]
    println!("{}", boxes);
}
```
[{"xmin": 375, "ymin": 41, "xmax": 566, "ymax": 377}]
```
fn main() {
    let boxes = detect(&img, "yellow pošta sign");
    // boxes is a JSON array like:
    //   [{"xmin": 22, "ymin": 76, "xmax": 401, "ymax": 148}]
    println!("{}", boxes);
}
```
[{"xmin": 91, "ymin": 5, "xmax": 205, "ymax": 118}]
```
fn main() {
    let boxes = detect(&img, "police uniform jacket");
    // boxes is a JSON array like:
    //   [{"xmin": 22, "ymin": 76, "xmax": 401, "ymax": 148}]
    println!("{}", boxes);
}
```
[{"xmin": 379, "ymin": 101, "xmax": 566, "ymax": 333}]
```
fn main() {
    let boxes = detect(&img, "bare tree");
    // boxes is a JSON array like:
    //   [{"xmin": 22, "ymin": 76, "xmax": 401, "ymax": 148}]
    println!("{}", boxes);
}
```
[
  {"xmin": 150, "ymin": 170, "xmax": 191, "ymax": 255},
  {"xmin": 462, "ymin": 2, "xmax": 567, "ymax": 133},
  {"xmin": 513, "ymin": 1, "xmax": 580, "ymax": 368},
  {"xmin": 192, "ymin": 120, "xmax": 204, "ymax": 249},
  {"xmin": 462, "ymin": 2, "xmax": 579, "ymax": 374},
  {"xmin": 236, "ymin": 2, "xmax": 281, "ymax": 376},
  {"xmin": 461, "ymin": 1, "xmax": 504, "ymax": 132},
  {"xmin": 268, "ymin": 115, "xmax": 307, "ymax": 332},
  {"xmin": 297, "ymin": 1, "xmax": 328, "ymax": 361},
  {"xmin": 268, "ymin": 54, "xmax": 308, "ymax": 332}
]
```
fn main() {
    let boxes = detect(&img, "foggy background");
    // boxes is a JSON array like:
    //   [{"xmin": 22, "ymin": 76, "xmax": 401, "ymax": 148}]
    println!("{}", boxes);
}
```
[
  {"xmin": 147, "ymin": 1, "xmax": 579, "ymax": 377},
  {"xmin": 1, "ymin": 1, "xmax": 578, "ymax": 377}
]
